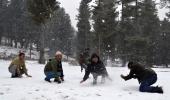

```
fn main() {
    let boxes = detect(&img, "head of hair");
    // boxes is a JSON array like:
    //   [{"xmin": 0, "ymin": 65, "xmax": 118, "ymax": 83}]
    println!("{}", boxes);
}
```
[
  {"xmin": 55, "ymin": 51, "xmax": 62, "ymax": 56},
  {"xmin": 128, "ymin": 61, "xmax": 134, "ymax": 69},
  {"xmin": 91, "ymin": 53, "xmax": 100, "ymax": 62},
  {"xmin": 19, "ymin": 52, "xmax": 25, "ymax": 57}
]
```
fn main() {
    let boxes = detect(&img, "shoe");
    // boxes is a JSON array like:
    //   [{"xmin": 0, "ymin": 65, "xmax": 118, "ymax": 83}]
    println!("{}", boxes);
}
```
[
  {"xmin": 11, "ymin": 74, "xmax": 19, "ymax": 78},
  {"xmin": 151, "ymin": 86, "xmax": 163, "ymax": 94},
  {"xmin": 54, "ymin": 78, "xmax": 61, "ymax": 84},
  {"xmin": 11, "ymin": 75, "xmax": 17, "ymax": 78},
  {"xmin": 45, "ymin": 78, "xmax": 51, "ymax": 83},
  {"xmin": 156, "ymin": 86, "xmax": 163, "ymax": 94},
  {"xmin": 61, "ymin": 77, "xmax": 64, "ymax": 82}
]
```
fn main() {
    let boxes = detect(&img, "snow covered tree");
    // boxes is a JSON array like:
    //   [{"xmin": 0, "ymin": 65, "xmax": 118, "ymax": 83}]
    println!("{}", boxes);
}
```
[
  {"xmin": 156, "ymin": 18, "xmax": 170, "ymax": 67},
  {"xmin": 27, "ymin": 0, "xmax": 59, "ymax": 64},
  {"xmin": 92, "ymin": 0, "xmax": 118, "ymax": 61},
  {"xmin": 0, "ymin": 0, "xmax": 8, "ymax": 44},
  {"xmin": 77, "ymin": 0, "xmax": 92, "ymax": 54},
  {"xmin": 48, "ymin": 8, "xmax": 75, "ymax": 58}
]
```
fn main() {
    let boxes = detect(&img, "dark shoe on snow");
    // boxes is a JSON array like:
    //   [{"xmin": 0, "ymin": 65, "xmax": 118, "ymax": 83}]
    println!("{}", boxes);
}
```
[
  {"xmin": 156, "ymin": 86, "xmax": 163, "ymax": 94},
  {"xmin": 151, "ymin": 86, "xmax": 163, "ymax": 94},
  {"xmin": 61, "ymin": 77, "xmax": 64, "ymax": 82},
  {"xmin": 11, "ymin": 75, "xmax": 17, "ymax": 78},
  {"xmin": 54, "ymin": 79, "xmax": 61, "ymax": 84},
  {"xmin": 45, "ymin": 78, "xmax": 51, "ymax": 83},
  {"xmin": 11, "ymin": 74, "xmax": 19, "ymax": 78}
]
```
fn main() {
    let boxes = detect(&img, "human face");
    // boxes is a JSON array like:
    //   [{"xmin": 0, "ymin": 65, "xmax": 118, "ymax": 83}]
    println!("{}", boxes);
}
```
[
  {"xmin": 19, "ymin": 55, "xmax": 25, "ymax": 61},
  {"xmin": 55, "ymin": 55, "xmax": 62, "ymax": 61},
  {"xmin": 92, "ymin": 57, "xmax": 98, "ymax": 63}
]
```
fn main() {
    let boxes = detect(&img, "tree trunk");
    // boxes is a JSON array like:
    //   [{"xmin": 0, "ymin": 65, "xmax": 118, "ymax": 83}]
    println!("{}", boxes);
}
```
[
  {"xmin": 38, "ymin": 24, "xmax": 46, "ymax": 64},
  {"xmin": 14, "ymin": 40, "xmax": 17, "ymax": 48},
  {"xmin": 0, "ymin": 36, "xmax": 2, "ymax": 45}
]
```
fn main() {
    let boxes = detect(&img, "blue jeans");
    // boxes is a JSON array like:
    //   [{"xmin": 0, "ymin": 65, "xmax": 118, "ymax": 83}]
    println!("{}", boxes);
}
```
[
  {"xmin": 139, "ymin": 74, "xmax": 157, "ymax": 92},
  {"xmin": 45, "ymin": 72, "xmax": 61, "ymax": 80}
]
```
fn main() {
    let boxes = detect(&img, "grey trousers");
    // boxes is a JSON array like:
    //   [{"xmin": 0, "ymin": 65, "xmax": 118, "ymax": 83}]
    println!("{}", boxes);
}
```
[
  {"xmin": 9, "ymin": 65, "xmax": 18, "ymax": 76},
  {"xmin": 92, "ymin": 73, "xmax": 107, "ymax": 84}
]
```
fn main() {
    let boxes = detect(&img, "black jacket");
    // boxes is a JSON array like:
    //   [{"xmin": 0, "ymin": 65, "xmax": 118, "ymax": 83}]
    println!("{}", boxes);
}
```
[
  {"xmin": 83, "ymin": 61, "xmax": 108, "ymax": 81},
  {"xmin": 124, "ymin": 63, "xmax": 156, "ymax": 83}
]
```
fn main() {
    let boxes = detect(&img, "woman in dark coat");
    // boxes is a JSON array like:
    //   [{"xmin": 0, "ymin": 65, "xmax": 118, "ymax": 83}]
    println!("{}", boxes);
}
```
[{"xmin": 80, "ymin": 53, "xmax": 109, "ymax": 85}]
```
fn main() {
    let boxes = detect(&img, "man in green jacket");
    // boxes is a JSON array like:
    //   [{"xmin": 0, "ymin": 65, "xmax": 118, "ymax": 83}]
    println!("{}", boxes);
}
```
[
  {"xmin": 8, "ymin": 53, "xmax": 32, "ymax": 78},
  {"xmin": 44, "ymin": 51, "xmax": 64, "ymax": 83}
]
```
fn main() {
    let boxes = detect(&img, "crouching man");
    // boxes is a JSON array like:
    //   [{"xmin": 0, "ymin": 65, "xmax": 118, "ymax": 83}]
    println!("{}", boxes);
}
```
[
  {"xmin": 80, "ymin": 53, "xmax": 110, "ymax": 85},
  {"xmin": 44, "ymin": 51, "xmax": 64, "ymax": 84},
  {"xmin": 121, "ymin": 62, "xmax": 163, "ymax": 94},
  {"xmin": 8, "ymin": 53, "xmax": 32, "ymax": 78}
]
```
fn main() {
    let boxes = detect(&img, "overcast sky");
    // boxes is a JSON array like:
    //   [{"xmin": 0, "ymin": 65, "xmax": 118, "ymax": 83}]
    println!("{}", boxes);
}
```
[{"xmin": 58, "ymin": 0, "xmax": 168, "ymax": 30}]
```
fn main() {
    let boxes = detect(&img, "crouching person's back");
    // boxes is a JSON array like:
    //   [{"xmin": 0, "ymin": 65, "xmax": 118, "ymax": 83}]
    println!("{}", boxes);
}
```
[
  {"xmin": 44, "ymin": 51, "xmax": 64, "ymax": 84},
  {"xmin": 8, "ymin": 52, "xmax": 32, "ymax": 78},
  {"xmin": 121, "ymin": 62, "xmax": 163, "ymax": 94}
]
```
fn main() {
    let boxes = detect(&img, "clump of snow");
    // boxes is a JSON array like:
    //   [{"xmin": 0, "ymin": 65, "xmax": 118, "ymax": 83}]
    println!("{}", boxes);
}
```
[{"xmin": 0, "ymin": 60, "xmax": 169, "ymax": 100}]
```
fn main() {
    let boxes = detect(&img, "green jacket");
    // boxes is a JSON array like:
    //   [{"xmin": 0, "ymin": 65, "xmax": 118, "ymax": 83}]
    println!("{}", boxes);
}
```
[
  {"xmin": 9, "ymin": 57, "xmax": 28, "ymax": 75},
  {"xmin": 44, "ymin": 58, "xmax": 59, "ymax": 73}
]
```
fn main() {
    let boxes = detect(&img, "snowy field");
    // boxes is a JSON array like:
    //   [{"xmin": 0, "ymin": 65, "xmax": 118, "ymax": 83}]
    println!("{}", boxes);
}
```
[{"xmin": 0, "ymin": 60, "xmax": 170, "ymax": 100}]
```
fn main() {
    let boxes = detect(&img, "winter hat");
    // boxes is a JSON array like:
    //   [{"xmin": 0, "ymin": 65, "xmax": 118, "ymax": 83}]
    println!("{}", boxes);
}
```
[{"xmin": 55, "ymin": 51, "xmax": 62, "ymax": 56}]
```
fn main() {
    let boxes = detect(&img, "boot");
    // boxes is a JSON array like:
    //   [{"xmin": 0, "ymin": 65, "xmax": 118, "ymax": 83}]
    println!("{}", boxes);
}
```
[
  {"xmin": 45, "ymin": 78, "xmax": 51, "ymax": 83},
  {"xmin": 54, "ymin": 77, "xmax": 61, "ymax": 84},
  {"xmin": 61, "ymin": 77, "xmax": 64, "ymax": 82},
  {"xmin": 151, "ymin": 86, "xmax": 163, "ymax": 94}
]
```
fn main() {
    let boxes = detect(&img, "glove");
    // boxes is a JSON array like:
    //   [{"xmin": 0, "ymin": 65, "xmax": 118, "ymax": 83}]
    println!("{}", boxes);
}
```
[{"xmin": 120, "ymin": 74, "xmax": 125, "ymax": 80}]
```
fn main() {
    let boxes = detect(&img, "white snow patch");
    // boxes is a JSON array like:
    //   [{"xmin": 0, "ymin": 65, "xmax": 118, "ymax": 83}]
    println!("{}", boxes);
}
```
[{"xmin": 0, "ymin": 60, "xmax": 169, "ymax": 100}]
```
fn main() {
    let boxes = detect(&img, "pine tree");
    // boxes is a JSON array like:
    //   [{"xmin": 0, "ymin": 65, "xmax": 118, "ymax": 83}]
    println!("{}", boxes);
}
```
[
  {"xmin": 92, "ymin": 0, "xmax": 118, "ymax": 61},
  {"xmin": 0, "ymin": 0, "xmax": 8, "ymax": 44},
  {"xmin": 118, "ymin": 0, "xmax": 142, "ymax": 66},
  {"xmin": 77, "ymin": 0, "xmax": 92, "ymax": 54},
  {"xmin": 157, "ymin": 18, "xmax": 170, "ymax": 67},
  {"xmin": 27, "ymin": 0, "xmax": 59, "ymax": 64},
  {"xmin": 139, "ymin": 0, "xmax": 160, "ymax": 66}
]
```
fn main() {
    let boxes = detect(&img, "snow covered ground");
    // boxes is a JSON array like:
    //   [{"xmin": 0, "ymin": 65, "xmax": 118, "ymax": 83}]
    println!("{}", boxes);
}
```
[{"xmin": 0, "ymin": 60, "xmax": 170, "ymax": 100}]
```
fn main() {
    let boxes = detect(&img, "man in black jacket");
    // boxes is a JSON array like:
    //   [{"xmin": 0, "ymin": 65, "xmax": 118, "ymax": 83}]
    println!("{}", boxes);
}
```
[
  {"xmin": 80, "ymin": 53, "xmax": 109, "ymax": 85},
  {"xmin": 121, "ymin": 62, "xmax": 163, "ymax": 94}
]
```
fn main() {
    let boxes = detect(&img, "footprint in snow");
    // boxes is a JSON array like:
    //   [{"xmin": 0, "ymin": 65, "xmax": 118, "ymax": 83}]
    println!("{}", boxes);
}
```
[
  {"xmin": 62, "ymin": 95, "xmax": 76, "ymax": 100},
  {"xmin": 28, "ymin": 92, "xmax": 32, "ymax": 94},
  {"xmin": 118, "ymin": 94, "xmax": 122, "ymax": 97},
  {"xmin": 96, "ymin": 94, "xmax": 102, "ymax": 96},
  {"xmin": 0, "ymin": 92, "xmax": 4, "ymax": 95},
  {"xmin": 64, "ymin": 96, "xmax": 69, "ymax": 99},
  {"xmin": 70, "ymin": 88, "xmax": 74, "ymax": 91},
  {"xmin": 35, "ymin": 89, "xmax": 40, "ymax": 92},
  {"xmin": 6, "ymin": 88, "xmax": 10, "ymax": 92},
  {"xmin": 55, "ymin": 91, "xmax": 62, "ymax": 94},
  {"xmin": 2, "ymin": 84, "xmax": 12, "ymax": 86}
]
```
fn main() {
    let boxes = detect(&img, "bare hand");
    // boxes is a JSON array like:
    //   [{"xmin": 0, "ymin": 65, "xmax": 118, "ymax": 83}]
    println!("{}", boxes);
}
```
[{"xmin": 120, "ymin": 74, "xmax": 125, "ymax": 79}]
